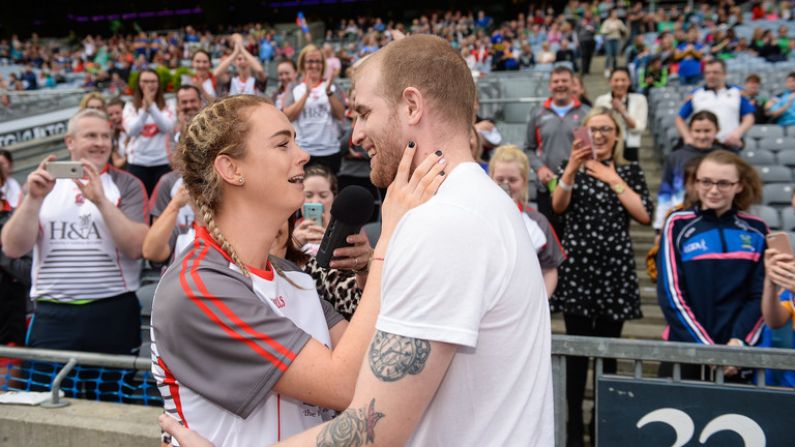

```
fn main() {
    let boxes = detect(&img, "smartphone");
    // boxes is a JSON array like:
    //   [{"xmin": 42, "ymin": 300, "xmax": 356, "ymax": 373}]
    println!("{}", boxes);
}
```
[
  {"xmin": 767, "ymin": 232, "xmax": 794, "ymax": 256},
  {"xmin": 47, "ymin": 161, "xmax": 84, "ymax": 179},
  {"xmin": 573, "ymin": 127, "xmax": 596, "ymax": 159},
  {"xmin": 303, "ymin": 203, "xmax": 324, "ymax": 227}
]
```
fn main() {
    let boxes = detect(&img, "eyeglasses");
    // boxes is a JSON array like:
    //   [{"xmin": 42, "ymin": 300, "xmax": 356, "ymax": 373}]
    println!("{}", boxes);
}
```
[
  {"xmin": 305, "ymin": 59, "xmax": 323, "ymax": 65},
  {"xmin": 588, "ymin": 126, "xmax": 616, "ymax": 135},
  {"xmin": 696, "ymin": 178, "xmax": 739, "ymax": 191}
]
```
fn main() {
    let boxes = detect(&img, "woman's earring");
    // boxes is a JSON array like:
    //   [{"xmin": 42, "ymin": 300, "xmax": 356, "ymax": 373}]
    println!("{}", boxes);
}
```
[{"xmin": 238, "ymin": 176, "xmax": 246, "ymax": 185}]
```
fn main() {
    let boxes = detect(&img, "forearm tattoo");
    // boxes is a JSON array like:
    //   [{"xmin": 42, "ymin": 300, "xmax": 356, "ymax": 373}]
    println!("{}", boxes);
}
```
[
  {"xmin": 368, "ymin": 330, "xmax": 431, "ymax": 382},
  {"xmin": 316, "ymin": 399, "xmax": 385, "ymax": 447}
]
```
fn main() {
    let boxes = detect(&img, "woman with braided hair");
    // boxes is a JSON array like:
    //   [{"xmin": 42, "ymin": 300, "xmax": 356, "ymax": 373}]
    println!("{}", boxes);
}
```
[{"xmin": 150, "ymin": 94, "xmax": 446, "ymax": 446}]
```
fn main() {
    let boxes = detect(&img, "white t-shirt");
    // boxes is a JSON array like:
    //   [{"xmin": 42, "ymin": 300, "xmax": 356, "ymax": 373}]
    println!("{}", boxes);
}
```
[
  {"xmin": 31, "ymin": 167, "xmax": 148, "ymax": 302},
  {"xmin": 122, "ymin": 100, "xmax": 177, "ymax": 166},
  {"xmin": 230, "ymin": 76, "xmax": 256, "ymax": 96},
  {"xmin": 1, "ymin": 177, "xmax": 22, "ymax": 209},
  {"xmin": 287, "ymin": 83, "xmax": 341, "ymax": 157},
  {"xmin": 378, "ymin": 162, "xmax": 554, "ymax": 446},
  {"xmin": 521, "ymin": 212, "xmax": 548, "ymax": 252}
]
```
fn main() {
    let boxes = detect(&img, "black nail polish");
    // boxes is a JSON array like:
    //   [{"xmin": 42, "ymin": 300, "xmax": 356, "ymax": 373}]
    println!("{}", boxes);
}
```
[
  {"xmin": 439, "ymin": 171, "xmax": 445, "ymax": 176},
  {"xmin": 435, "ymin": 150, "xmax": 443, "ymax": 156},
  {"xmin": 408, "ymin": 140, "xmax": 415, "ymax": 148}
]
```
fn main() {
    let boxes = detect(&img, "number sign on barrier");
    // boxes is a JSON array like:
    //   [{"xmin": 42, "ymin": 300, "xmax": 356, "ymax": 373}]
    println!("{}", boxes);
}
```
[{"xmin": 597, "ymin": 377, "xmax": 793, "ymax": 446}]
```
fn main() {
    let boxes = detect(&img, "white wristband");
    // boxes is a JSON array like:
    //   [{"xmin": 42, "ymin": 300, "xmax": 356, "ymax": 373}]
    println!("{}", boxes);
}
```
[{"xmin": 558, "ymin": 178, "xmax": 573, "ymax": 192}]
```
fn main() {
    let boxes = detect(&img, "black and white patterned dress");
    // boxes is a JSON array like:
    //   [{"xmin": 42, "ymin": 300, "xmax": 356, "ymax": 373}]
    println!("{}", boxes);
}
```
[{"xmin": 551, "ymin": 160, "xmax": 653, "ymax": 321}]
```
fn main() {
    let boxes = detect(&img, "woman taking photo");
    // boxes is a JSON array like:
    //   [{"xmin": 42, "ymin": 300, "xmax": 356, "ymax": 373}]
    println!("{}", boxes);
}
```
[
  {"xmin": 122, "ymin": 68, "xmax": 176, "ymax": 194},
  {"xmin": 551, "ymin": 106, "xmax": 653, "ymax": 446},
  {"xmin": 658, "ymin": 150, "xmax": 766, "ymax": 380},
  {"xmin": 283, "ymin": 44, "xmax": 346, "ymax": 173},
  {"xmin": 151, "ymin": 95, "xmax": 445, "ymax": 446},
  {"xmin": 594, "ymin": 67, "xmax": 647, "ymax": 162}
]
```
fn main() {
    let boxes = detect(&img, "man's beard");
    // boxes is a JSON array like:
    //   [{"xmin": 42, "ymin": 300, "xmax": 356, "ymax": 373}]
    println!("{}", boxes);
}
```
[{"xmin": 369, "ymin": 118, "xmax": 404, "ymax": 189}]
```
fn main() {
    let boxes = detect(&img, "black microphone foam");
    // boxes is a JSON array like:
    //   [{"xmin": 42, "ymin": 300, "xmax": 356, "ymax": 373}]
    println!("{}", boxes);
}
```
[
  {"xmin": 330, "ymin": 185, "xmax": 375, "ymax": 225},
  {"xmin": 314, "ymin": 186, "xmax": 375, "ymax": 268}
]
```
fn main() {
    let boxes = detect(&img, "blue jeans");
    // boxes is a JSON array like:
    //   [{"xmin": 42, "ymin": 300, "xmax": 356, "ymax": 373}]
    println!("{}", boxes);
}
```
[{"xmin": 605, "ymin": 38, "xmax": 620, "ymax": 70}]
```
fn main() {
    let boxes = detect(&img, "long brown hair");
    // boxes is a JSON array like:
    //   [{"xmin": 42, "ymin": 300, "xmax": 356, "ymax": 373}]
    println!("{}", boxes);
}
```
[{"xmin": 132, "ymin": 68, "xmax": 166, "ymax": 110}]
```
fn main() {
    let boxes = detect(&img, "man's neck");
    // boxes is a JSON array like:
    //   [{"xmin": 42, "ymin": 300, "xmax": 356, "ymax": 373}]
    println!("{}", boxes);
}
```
[
  {"xmin": 412, "ymin": 134, "xmax": 474, "ymax": 179},
  {"xmin": 553, "ymin": 97, "xmax": 573, "ymax": 107}
]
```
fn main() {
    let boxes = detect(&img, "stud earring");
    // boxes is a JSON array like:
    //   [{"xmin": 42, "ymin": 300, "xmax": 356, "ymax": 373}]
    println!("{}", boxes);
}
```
[{"xmin": 238, "ymin": 176, "xmax": 245, "ymax": 185}]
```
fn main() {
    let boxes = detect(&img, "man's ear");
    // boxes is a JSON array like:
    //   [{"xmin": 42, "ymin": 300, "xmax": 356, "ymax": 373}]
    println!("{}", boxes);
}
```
[
  {"xmin": 213, "ymin": 155, "xmax": 244, "ymax": 187},
  {"xmin": 402, "ymin": 87, "xmax": 424, "ymax": 126}
]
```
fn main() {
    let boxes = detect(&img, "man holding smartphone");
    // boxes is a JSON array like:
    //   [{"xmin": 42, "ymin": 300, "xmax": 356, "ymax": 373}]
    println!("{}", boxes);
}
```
[
  {"xmin": 1, "ymin": 109, "xmax": 148, "ymax": 397},
  {"xmin": 525, "ymin": 65, "xmax": 590, "ymax": 236}
]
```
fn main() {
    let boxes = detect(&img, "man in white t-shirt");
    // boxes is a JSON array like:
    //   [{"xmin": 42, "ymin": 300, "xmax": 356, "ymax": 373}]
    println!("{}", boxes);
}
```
[{"xmin": 281, "ymin": 34, "xmax": 554, "ymax": 446}]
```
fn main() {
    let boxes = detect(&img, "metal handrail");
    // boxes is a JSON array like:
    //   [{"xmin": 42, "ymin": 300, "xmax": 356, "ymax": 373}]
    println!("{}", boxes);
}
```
[{"xmin": 2, "ymin": 336, "xmax": 793, "ymax": 372}]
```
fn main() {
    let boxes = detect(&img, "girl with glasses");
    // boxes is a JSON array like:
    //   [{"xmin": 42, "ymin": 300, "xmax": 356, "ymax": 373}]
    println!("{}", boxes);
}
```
[
  {"xmin": 658, "ymin": 150, "xmax": 766, "ymax": 381},
  {"xmin": 551, "ymin": 106, "xmax": 653, "ymax": 446}
]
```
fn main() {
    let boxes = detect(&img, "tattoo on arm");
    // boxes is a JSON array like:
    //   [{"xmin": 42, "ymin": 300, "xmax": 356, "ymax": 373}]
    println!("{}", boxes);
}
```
[
  {"xmin": 316, "ymin": 399, "xmax": 385, "ymax": 447},
  {"xmin": 368, "ymin": 330, "xmax": 431, "ymax": 382}
]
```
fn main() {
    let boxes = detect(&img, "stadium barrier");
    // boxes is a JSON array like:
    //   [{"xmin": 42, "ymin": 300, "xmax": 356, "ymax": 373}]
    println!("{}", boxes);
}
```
[{"xmin": 2, "ymin": 335, "xmax": 793, "ymax": 446}]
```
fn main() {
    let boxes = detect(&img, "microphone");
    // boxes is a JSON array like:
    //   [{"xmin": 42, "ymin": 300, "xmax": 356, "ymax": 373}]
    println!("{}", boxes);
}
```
[{"xmin": 314, "ymin": 185, "xmax": 375, "ymax": 269}]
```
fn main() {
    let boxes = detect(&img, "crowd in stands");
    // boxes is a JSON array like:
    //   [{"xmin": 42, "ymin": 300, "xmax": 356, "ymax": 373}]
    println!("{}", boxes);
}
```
[{"xmin": 2, "ymin": 1, "xmax": 795, "ymax": 446}]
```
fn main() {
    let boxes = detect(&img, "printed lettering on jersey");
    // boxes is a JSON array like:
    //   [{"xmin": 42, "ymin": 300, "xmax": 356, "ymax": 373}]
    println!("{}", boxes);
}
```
[
  {"xmin": 724, "ymin": 228, "xmax": 764, "ymax": 254},
  {"xmin": 681, "ymin": 229, "xmax": 720, "ymax": 262},
  {"xmin": 301, "ymin": 102, "xmax": 331, "ymax": 122},
  {"xmin": 49, "ymin": 212, "xmax": 102, "ymax": 241}
]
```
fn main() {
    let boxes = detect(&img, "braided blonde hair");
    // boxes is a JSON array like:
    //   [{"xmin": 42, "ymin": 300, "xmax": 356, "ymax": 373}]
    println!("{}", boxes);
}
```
[{"xmin": 176, "ymin": 94, "xmax": 270, "ymax": 276}]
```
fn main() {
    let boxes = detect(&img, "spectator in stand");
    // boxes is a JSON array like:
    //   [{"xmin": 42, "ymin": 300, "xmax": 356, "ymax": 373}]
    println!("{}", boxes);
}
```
[
  {"xmin": 638, "ymin": 55, "xmax": 668, "ymax": 95},
  {"xmin": 551, "ymin": 107, "xmax": 652, "ymax": 447},
  {"xmin": 79, "ymin": 92, "xmax": 106, "ymax": 111},
  {"xmin": 489, "ymin": 145, "xmax": 565, "ymax": 296},
  {"xmin": 272, "ymin": 59, "xmax": 298, "ymax": 111},
  {"xmin": 0, "ymin": 109, "xmax": 148, "ymax": 397},
  {"xmin": 600, "ymin": 8, "xmax": 628, "ymax": 77},
  {"xmin": 122, "ymin": 68, "xmax": 177, "ymax": 194},
  {"xmin": 106, "ymin": 97, "xmax": 127, "ymax": 169},
  {"xmin": 657, "ymin": 150, "xmax": 765, "ymax": 381},
  {"xmin": 674, "ymin": 27, "xmax": 706, "ymax": 86},
  {"xmin": 526, "ymin": 66, "xmax": 590, "ymax": 236},
  {"xmin": 761, "ymin": 247, "xmax": 795, "ymax": 387},
  {"xmin": 595, "ymin": 67, "xmax": 648, "ymax": 162},
  {"xmin": 0, "ymin": 150, "xmax": 22, "ymax": 209},
  {"xmin": 518, "ymin": 43, "xmax": 536, "ymax": 70},
  {"xmin": 284, "ymin": 44, "xmax": 345, "ymax": 173},
  {"xmin": 21, "ymin": 64, "xmax": 37, "ymax": 90},
  {"xmin": 213, "ymin": 34, "xmax": 268, "ymax": 96},
  {"xmin": 766, "ymin": 72, "xmax": 795, "ymax": 126},
  {"xmin": 0, "ymin": 177, "xmax": 30, "ymax": 366},
  {"xmin": 190, "ymin": 50, "xmax": 216, "ymax": 101},
  {"xmin": 742, "ymin": 74, "xmax": 769, "ymax": 125},
  {"xmin": 675, "ymin": 59, "xmax": 755, "ymax": 150},
  {"xmin": 577, "ymin": 9, "xmax": 597, "ymax": 75},
  {"xmin": 756, "ymin": 30, "xmax": 786, "ymax": 62},
  {"xmin": 555, "ymin": 39, "xmax": 578, "ymax": 72},
  {"xmin": 538, "ymin": 42, "xmax": 556, "ymax": 64},
  {"xmin": 572, "ymin": 74, "xmax": 592, "ymax": 107},
  {"xmin": 323, "ymin": 43, "xmax": 342, "ymax": 79},
  {"xmin": 655, "ymin": 111, "xmax": 725, "ymax": 230}
]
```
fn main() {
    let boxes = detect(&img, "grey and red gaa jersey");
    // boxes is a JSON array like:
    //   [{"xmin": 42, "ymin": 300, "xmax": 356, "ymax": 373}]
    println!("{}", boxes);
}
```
[
  {"xmin": 151, "ymin": 226, "xmax": 344, "ymax": 446},
  {"xmin": 30, "ymin": 166, "xmax": 148, "ymax": 303},
  {"xmin": 150, "ymin": 171, "xmax": 196, "ymax": 262}
]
